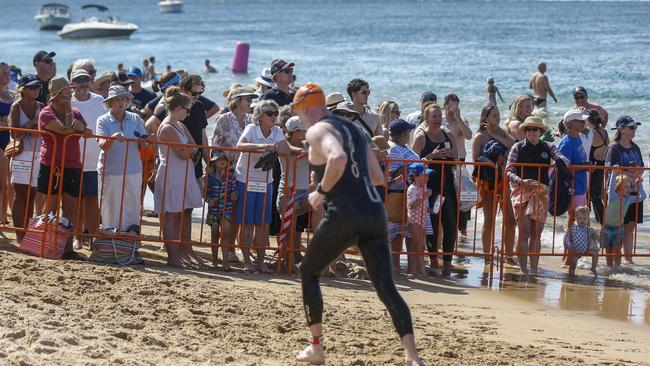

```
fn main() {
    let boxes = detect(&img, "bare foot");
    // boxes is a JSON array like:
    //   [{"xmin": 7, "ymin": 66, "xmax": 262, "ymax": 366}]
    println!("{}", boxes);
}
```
[
  {"xmin": 405, "ymin": 356, "xmax": 424, "ymax": 366},
  {"xmin": 293, "ymin": 344, "xmax": 324, "ymax": 365},
  {"xmin": 591, "ymin": 268, "xmax": 598, "ymax": 278}
]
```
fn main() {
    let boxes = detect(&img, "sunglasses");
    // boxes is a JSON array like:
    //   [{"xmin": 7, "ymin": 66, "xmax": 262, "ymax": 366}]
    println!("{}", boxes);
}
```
[
  {"xmin": 574, "ymin": 94, "xmax": 586, "ymax": 100},
  {"xmin": 190, "ymin": 90, "xmax": 204, "ymax": 97},
  {"xmin": 282, "ymin": 68, "xmax": 294, "ymax": 74},
  {"xmin": 263, "ymin": 110, "xmax": 279, "ymax": 117},
  {"xmin": 625, "ymin": 125, "xmax": 637, "ymax": 130},
  {"xmin": 524, "ymin": 127, "xmax": 540, "ymax": 132},
  {"xmin": 73, "ymin": 76, "xmax": 92, "ymax": 83},
  {"xmin": 40, "ymin": 58, "xmax": 54, "ymax": 64},
  {"xmin": 26, "ymin": 84, "xmax": 42, "ymax": 90},
  {"xmin": 357, "ymin": 89, "xmax": 371, "ymax": 96}
]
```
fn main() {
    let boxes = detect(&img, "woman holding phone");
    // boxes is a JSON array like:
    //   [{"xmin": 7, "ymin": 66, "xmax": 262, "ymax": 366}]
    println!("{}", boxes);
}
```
[{"xmin": 412, "ymin": 103, "xmax": 459, "ymax": 274}]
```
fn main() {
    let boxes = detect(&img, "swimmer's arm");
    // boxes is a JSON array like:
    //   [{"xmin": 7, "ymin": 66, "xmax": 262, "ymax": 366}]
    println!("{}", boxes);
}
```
[
  {"xmin": 528, "ymin": 75, "xmax": 534, "ymax": 90},
  {"xmin": 366, "ymin": 144, "xmax": 384, "ymax": 186},
  {"xmin": 411, "ymin": 131, "xmax": 425, "ymax": 156},
  {"xmin": 306, "ymin": 125, "xmax": 347, "ymax": 193},
  {"xmin": 496, "ymin": 87, "xmax": 505, "ymax": 103}
]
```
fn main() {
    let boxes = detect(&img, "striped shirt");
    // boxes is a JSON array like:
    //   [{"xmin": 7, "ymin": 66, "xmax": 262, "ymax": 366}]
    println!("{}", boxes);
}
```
[{"xmin": 386, "ymin": 141, "xmax": 420, "ymax": 190}]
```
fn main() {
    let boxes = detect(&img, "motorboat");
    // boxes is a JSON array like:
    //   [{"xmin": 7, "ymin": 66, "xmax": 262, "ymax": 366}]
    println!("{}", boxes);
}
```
[
  {"xmin": 158, "ymin": 0, "xmax": 183, "ymax": 13},
  {"xmin": 58, "ymin": 4, "xmax": 138, "ymax": 39},
  {"xmin": 35, "ymin": 3, "xmax": 71, "ymax": 30}
]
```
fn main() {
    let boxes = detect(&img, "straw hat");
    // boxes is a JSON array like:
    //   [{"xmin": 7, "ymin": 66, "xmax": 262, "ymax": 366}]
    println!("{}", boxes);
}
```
[
  {"xmin": 227, "ymin": 86, "xmax": 257, "ymax": 101},
  {"xmin": 326, "ymin": 92, "xmax": 345, "ymax": 109},
  {"xmin": 372, "ymin": 136, "xmax": 391, "ymax": 152},
  {"xmin": 48, "ymin": 77, "xmax": 72, "ymax": 101},
  {"xmin": 93, "ymin": 71, "xmax": 116, "ymax": 89},
  {"xmin": 519, "ymin": 116, "xmax": 547, "ymax": 132},
  {"xmin": 254, "ymin": 68, "xmax": 274, "ymax": 88},
  {"xmin": 333, "ymin": 101, "xmax": 359, "ymax": 116}
]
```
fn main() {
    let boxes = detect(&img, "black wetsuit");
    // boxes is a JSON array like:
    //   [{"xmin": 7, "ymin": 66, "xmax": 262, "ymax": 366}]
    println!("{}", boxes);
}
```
[
  {"xmin": 300, "ymin": 114, "xmax": 414, "ymax": 338},
  {"xmin": 589, "ymin": 128, "xmax": 607, "ymax": 224}
]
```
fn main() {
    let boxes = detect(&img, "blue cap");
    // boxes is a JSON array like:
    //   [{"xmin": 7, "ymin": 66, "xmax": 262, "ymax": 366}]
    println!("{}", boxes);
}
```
[
  {"xmin": 18, "ymin": 74, "xmax": 41, "ymax": 88},
  {"xmin": 613, "ymin": 115, "xmax": 641, "ymax": 131},
  {"xmin": 126, "ymin": 66, "xmax": 143, "ymax": 78},
  {"xmin": 388, "ymin": 118, "xmax": 416, "ymax": 135},
  {"xmin": 409, "ymin": 162, "xmax": 433, "ymax": 175}
]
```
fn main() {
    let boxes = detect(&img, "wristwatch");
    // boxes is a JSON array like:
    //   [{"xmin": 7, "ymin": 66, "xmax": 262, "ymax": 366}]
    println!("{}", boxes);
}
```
[{"xmin": 316, "ymin": 183, "xmax": 328, "ymax": 195}]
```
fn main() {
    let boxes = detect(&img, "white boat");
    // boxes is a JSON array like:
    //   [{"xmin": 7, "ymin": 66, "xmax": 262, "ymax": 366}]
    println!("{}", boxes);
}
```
[
  {"xmin": 158, "ymin": 0, "xmax": 183, "ymax": 13},
  {"xmin": 35, "ymin": 3, "xmax": 71, "ymax": 30},
  {"xmin": 58, "ymin": 4, "xmax": 138, "ymax": 39}
]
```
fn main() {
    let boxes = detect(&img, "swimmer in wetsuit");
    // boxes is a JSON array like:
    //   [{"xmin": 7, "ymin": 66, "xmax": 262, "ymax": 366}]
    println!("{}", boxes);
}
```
[{"xmin": 290, "ymin": 83, "xmax": 423, "ymax": 365}]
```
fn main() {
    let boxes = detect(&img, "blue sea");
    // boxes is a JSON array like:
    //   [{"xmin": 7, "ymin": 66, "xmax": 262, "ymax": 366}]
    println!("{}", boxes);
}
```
[{"xmin": 4, "ymin": 0, "xmax": 650, "ymax": 324}]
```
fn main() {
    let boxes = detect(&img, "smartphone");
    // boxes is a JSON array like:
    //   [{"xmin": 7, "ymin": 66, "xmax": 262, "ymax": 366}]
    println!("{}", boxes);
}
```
[{"xmin": 444, "ymin": 141, "xmax": 451, "ymax": 150}]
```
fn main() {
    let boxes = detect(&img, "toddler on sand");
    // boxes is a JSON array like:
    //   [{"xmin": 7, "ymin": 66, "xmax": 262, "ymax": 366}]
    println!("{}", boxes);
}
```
[
  {"xmin": 406, "ymin": 163, "xmax": 433, "ymax": 277},
  {"xmin": 205, "ymin": 150, "xmax": 238, "ymax": 269},
  {"xmin": 563, "ymin": 206, "xmax": 599, "ymax": 277}
]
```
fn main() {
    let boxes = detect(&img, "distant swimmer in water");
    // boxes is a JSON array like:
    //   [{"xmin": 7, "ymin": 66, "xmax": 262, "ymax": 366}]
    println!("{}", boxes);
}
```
[
  {"xmin": 204, "ymin": 59, "xmax": 218, "ymax": 74},
  {"xmin": 290, "ymin": 83, "xmax": 423, "ymax": 366},
  {"xmin": 528, "ymin": 61, "xmax": 557, "ymax": 109},
  {"xmin": 486, "ymin": 76, "xmax": 505, "ymax": 106}
]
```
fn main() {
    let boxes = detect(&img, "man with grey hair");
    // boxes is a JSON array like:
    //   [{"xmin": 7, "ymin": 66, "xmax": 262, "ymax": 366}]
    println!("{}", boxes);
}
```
[
  {"xmin": 70, "ymin": 66, "xmax": 105, "ymax": 249},
  {"xmin": 71, "ymin": 58, "xmax": 97, "ymax": 83}
]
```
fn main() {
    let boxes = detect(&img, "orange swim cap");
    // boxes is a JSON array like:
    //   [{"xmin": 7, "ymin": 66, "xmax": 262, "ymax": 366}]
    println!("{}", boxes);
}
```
[{"xmin": 291, "ymin": 83, "xmax": 326, "ymax": 112}]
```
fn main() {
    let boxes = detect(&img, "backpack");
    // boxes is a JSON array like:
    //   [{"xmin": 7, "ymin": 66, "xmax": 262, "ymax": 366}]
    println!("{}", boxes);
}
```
[{"xmin": 472, "ymin": 139, "xmax": 508, "ymax": 188}]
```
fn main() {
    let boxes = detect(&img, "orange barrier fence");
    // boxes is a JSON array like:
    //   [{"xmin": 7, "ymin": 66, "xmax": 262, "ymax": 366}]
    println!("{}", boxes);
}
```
[{"xmin": 2, "ymin": 126, "xmax": 647, "ymax": 286}]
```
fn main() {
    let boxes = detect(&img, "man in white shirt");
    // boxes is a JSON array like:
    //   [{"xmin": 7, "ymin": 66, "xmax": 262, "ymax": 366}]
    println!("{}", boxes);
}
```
[
  {"xmin": 71, "ymin": 67, "xmax": 106, "ymax": 248},
  {"xmin": 346, "ymin": 78, "xmax": 383, "ymax": 137}
]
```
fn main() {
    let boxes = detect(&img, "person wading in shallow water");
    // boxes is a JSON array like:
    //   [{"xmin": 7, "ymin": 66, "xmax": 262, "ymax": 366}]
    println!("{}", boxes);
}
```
[{"xmin": 290, "ymin": 83, "xmax": 423, "ymax": 366}]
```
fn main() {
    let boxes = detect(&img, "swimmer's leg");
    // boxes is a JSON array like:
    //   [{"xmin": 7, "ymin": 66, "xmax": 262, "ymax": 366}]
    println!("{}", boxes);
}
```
[
  {"xmin": 358, "ymin": 233, "xmax": 421, "ymax": 365},
  {"xmin": 295, "ymin": 216, "xmax": 355, "ymax": 364}
]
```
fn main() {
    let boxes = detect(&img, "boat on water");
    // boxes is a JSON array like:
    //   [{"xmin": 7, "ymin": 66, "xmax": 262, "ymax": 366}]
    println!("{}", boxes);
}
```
[
  {"xmin": 58, "ymin": 4, "xmax": 138, "ymax": 39},
  {"xmin": 158, "ymin": 0, "xmax": 183, "ymax": 13},
  {"xmin": 35, "ymin": 3, "xmax": 71, "ymax": 30}
]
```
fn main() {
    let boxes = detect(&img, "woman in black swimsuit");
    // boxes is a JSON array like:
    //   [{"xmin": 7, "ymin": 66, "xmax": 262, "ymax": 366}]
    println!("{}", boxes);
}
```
[
  {"xmin": 412, "ymin": 103, "xmax": 460, "ymax": 274},
  {"xmin": 587, "ymin": 109, "xmax": 609, "ymax": 224}
]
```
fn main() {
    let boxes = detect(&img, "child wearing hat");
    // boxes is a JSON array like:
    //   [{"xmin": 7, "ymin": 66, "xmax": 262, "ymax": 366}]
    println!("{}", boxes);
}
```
[
  {"xmin": 406, "ymin": 162, "xmax": 434, "ymax": 277},
  {"xmin": 205, "ymin": 149, "xmax": 238, "ymax": 269}
]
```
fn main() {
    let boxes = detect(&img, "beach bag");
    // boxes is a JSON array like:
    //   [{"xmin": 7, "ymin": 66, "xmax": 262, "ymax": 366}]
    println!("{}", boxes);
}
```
[
  {"xmin": 471, "ymin": 139, "xmax": 507, "ymax": 189},
  {"xmin": 18, "ymin": 214, "xmax": 72, "ymax": 259},
  {"xmin": 3, "ymin": 138, "xmax": 24, "ymax": 158},
  {"xmin": 454, "ymin": 166, "xmax": 478, "ymax": 212},
  {"xmin": 386, "ymin": 192, "xmax": 406, "ymax": 223},
  {"xmin": 90, "ymin": 229, "xmax": 143, "ymax": 265},
  {"xmin": 548, "ymin": 168, "xmax": 573, "ymax": 217}
]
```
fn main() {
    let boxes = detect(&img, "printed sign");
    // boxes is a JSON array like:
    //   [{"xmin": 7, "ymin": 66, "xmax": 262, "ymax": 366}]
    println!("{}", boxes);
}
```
[
  {"xmin": 11, "ymin": 160, "xmax": 33, "ymax": 183},
  {"xmin": 247, "ymin": 181, "xmax": 267, "ymax": 193},
  {"xmin": 460, "ymin": 191, "xmax": 478, "ymax": 202}
]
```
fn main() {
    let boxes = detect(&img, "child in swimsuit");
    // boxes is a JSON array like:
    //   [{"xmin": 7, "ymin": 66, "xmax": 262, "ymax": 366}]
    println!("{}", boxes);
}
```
[
  {"xmin": 406, "ymin": 163, "xmax": 433, "ymax": 277},
  {"xmin": 205, "ymin": 150, "xmax": 238, "ymax": 269},
  {"xmin": 563, "ymin": 206, "xmax": 599, "ymax": 277},
  {"xmin": 602, "ymin": 174, "xmax": 642, "ymax": 269},
  {"xmin": 486, "ymin": 76, "xmax": 505, "ymax": 107}
]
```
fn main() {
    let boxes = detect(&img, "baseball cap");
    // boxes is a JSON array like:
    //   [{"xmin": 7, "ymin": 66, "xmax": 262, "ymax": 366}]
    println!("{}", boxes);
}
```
[
  {"xmin": 126, "ymin": 66, "xmax": 143, "ymax": 78},
  {"xmin": 572, "ymin": 86, "xmax": 588, "ymax": 98},
  {"xmin": 388, "ymin": 118, "xmax": 416, "ymax": 135},
  {"xmin": 18, "ymin": 74, "xmax": 41, "ymax": 88},
  {"xmin": 285, "ymin": 116, "xmax": 307, "ymax": 132},
  {"xmin": 70, "ymin": 68, "xmax": 91, "ymax": 82},
  {"xmin": 33, "ymin": 50, "xmax": 56, "ymax": 65},
  {"xmin": 419, "ymin": 91, "xmax": 437, "ymax": 102},
  {"xmin": 409, "ymin": 162, "xmax": 433, "ymax": 175},
  {"xmin": 562, "ymin": 109, "xmax": 590, "ymax": 124},
  {"xmin": 270, "ymin": 59, "xmax": 295, "ymax": 76},
  {"xmin": 613, "ymin": 115, "xmax": 641, "ymax": 131}
]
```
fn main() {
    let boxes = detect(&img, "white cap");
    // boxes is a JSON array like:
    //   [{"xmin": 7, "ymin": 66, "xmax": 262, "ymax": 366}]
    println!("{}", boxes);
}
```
[
  {"xmin": 563, "ymin": 109, "xmax": 590, "ymax": 123},
  {"xmin": 286, "ymin": 116, "xmax": 306, "ymax": 132}
]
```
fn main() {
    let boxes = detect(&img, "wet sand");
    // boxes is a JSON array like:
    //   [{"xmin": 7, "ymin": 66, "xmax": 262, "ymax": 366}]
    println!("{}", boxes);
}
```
[{"xmin": 1, "ymin": 221, "xmax": 650, "ymax": 365}]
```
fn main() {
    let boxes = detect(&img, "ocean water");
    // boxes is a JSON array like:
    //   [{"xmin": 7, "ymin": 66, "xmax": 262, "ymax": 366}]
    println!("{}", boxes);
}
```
[{"xmin": 4, "ymin": 0, "xmax": 650, "ymax": 322}]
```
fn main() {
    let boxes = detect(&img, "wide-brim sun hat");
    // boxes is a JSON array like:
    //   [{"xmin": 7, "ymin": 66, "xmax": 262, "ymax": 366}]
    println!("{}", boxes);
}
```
[
  {"xmin": 93, "ymin": 71, "xmax": 116, "ymax": 90},
  {"xmin": 104, "ymin": 85, "xmax": 133, "ymax": 104},
  {"xmin": 519, "ymin": 116, "xmax": 547, "ymax": 132},
  {"xmin": 228, "ymin": 87, "xmax": 257, "ymax": 100},
  {"xmin": 333, "ymin": 101, "xmax": 359, "ymax": 115},
  {"xmin": 48, "ymin": 77, "xmax": 73, "ymax": 101}
]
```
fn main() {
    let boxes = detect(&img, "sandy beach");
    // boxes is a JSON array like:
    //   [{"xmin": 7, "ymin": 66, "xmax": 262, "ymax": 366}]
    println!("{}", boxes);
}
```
[{"xmin": 1, "ymin": 223, "xmax": 649, "ymax": 365}]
